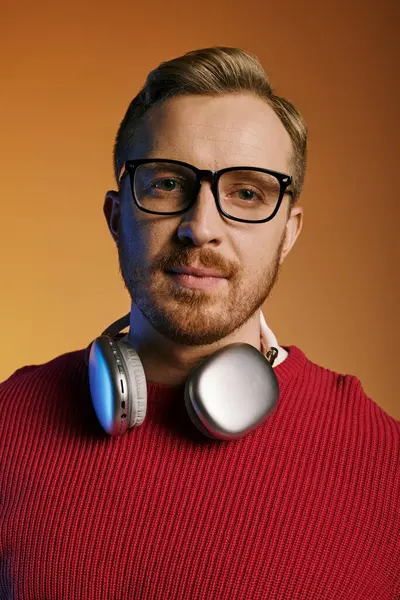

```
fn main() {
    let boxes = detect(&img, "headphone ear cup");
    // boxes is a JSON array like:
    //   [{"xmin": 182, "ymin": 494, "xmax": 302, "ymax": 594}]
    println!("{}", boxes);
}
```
[{"xmin": 117, "ymin": 341, "xmax": 147, "ymax": 426}]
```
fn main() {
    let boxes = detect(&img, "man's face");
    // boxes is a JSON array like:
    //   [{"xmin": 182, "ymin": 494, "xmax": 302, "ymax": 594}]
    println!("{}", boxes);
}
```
[{"xmin": 108, "ymin": 93, "xmax": 301, "ymax": 347}]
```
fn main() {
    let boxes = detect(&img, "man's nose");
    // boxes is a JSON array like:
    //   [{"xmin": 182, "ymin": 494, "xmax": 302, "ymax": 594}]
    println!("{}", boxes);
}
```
[{"xmin": 176, "ymin": 180, "xmax": 225, "ymax": 246}]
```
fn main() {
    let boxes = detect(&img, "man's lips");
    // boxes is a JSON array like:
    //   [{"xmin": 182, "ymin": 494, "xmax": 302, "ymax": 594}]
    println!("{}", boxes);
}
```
[
  {"xmin": 167, "ymin": 267, "xmax": 227, "ymax": 278},
  {"xmin": 166, "ymin": 269, "xmax": 227, "ymax": 290}
]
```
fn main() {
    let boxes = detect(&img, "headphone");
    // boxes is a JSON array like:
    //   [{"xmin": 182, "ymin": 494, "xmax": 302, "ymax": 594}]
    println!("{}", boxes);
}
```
[{"xmin": 88, "ymin": 310, "xmax": 280, "ymax": 440}]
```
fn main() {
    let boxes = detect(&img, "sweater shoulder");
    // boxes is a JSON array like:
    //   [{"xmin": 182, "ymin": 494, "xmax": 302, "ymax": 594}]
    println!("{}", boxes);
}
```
[
  {"xmin": 0, "ymin": 348, "xmax": 88, "ymax": 402},
  {"xmin": 0, "ymin": 348, "xmax": 94, "ymax": 438},
  {"xmin": 304, "ymin": 351, "xmax": 400, "ymax": 436}
]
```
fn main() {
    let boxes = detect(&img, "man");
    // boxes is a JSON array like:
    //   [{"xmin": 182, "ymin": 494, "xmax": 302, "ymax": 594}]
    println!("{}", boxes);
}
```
[{"xmin": 0, "ymin": 47, "xmax": 398, "ymax": 599}]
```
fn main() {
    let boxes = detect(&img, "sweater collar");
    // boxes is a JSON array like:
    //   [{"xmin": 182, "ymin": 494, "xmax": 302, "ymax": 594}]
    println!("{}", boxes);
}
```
[{"xmin": 143, "ymin": 344, "xmax": 307, "ymax": 403}]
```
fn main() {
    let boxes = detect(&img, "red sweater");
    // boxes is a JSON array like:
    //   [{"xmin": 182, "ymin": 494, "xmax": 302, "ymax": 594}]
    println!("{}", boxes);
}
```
[{"xmin": 0, "ymin": 344, "xmax": 399, "ymax": 599}]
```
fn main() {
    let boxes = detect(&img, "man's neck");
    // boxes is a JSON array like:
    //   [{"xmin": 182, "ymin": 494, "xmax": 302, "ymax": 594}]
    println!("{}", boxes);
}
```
[{"xmin": 121, "ymin": 330, "xmax": 288, "ymax": 387}]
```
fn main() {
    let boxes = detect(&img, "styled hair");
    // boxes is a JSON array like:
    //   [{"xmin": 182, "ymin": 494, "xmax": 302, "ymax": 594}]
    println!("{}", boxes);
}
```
[{"xmin": 114, "ymin": 47, "xmax": 307, "ymax": 205}]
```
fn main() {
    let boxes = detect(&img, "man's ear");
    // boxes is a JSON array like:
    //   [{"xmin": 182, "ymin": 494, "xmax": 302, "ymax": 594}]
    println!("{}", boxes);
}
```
[
  {"xmin": 279, "ymin": 205, "xmax": 304, "ymax": 264},
  {"xmin": 103, "ymin": 190, "xmax": 121, "ymax": 243}
]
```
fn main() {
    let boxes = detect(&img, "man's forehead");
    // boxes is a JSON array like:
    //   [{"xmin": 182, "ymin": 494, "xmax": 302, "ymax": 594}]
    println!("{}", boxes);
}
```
[
  {"xmin": 144, "ymin": 94, "xmax": 289, "ymax": 142},
  {"xmin": 124, "ymin": 94, "xmax": 293, "ymax": 173},
  {"xmin": 169, "ymin": 122, "xmax": 266, "ymax": 152}
]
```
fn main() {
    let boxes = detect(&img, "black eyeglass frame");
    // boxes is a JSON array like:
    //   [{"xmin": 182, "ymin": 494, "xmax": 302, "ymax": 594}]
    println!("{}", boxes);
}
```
[{"xmin": 122, "ymin": 158, "xmax": 293, "ymax": 224}]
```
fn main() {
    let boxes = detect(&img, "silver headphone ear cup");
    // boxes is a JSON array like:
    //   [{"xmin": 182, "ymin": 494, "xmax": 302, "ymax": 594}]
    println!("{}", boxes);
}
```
[
  {"xmin": 89, "ymin": 336, "xmax": 133, "ymax": 436},
  {"xmin": 118, "ymin": 341, "xmax": 147, "ymax": 426}
]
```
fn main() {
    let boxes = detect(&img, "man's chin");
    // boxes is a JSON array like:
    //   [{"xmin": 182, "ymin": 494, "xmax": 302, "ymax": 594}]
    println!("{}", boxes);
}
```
[{"xmin": 138, "ymin": 300, "xmax": 237, "ymax": 347}]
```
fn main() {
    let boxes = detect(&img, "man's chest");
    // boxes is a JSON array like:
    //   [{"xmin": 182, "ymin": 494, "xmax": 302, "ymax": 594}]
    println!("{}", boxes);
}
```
[{"xmin": 0, "ymin": 416, "xmax": 396, "ymax": 599}]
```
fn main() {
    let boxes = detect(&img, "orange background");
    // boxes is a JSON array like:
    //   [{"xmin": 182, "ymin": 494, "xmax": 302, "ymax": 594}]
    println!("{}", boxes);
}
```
[{"xmin": 1, "ymin": 0, "xmax": 399, "ymax": 419}]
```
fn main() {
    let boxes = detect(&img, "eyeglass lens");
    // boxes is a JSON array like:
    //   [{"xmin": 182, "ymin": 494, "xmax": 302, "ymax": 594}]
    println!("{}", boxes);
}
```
[{"xmin": 133, "ymin": 162, "xmax": 281, "ymax": 220}]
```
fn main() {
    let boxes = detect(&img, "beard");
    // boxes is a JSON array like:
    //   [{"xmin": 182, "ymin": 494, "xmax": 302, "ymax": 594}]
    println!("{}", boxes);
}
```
[{"xmin": 117, "ymin": 228, "xmax": 285, "ymax": 348}]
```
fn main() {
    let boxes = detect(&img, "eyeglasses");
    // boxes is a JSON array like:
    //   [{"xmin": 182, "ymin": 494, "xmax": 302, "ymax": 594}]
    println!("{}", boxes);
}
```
[{"xmin": 120, "ymin": 159, "xmax": 292, "ymax": 224}]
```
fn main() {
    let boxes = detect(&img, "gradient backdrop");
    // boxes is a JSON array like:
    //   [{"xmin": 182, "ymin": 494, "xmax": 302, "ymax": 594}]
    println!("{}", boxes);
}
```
[{"xmin": 1, "ymin": 0, "xmax": 399, "ymax": 419}]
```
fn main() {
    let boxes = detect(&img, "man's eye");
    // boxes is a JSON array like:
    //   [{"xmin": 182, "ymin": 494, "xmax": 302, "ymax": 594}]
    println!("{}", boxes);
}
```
[
  {"xmin": 153, "ymin": 179, "xmax": 178, "ymax": 191},
  {"xmin": 227, "ymin": 186, "xmax": 263, "ymax": 202},
  {"xmin": 237, "ymin": 188, "xmax": 258, "ymax": 201}
]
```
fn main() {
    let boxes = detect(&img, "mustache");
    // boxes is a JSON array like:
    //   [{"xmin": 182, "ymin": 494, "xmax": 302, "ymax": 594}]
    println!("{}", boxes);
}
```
[
  {"xmin": 118, "ymin": 227, "xmax": 287, "ymax": 280},
  {"xmin": 155, "ymin": 250, "xmax": 235, "ymax": 279}
]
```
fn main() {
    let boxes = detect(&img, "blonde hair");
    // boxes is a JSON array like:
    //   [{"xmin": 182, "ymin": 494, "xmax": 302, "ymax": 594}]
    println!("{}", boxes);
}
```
[{"xmin": 114, "ymin": 47, "xmax": 307, "ymax": 205}]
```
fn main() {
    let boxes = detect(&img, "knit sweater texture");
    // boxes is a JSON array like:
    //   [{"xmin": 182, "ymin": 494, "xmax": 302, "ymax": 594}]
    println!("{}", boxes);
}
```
[{"xmin": 0, "ymin": 344, "xmax": 399, "ymax": 599}]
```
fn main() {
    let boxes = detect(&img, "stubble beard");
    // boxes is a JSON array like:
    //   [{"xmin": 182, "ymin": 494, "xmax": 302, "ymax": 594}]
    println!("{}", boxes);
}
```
[{"xmin": 117, "ymin": 233, "xmax": 285, "ymax": 348}]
